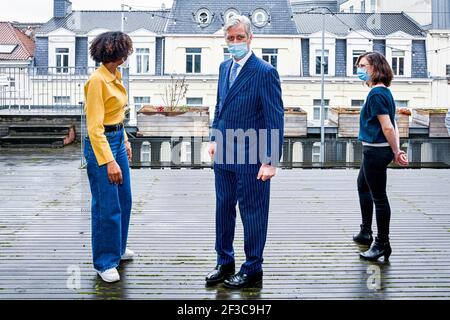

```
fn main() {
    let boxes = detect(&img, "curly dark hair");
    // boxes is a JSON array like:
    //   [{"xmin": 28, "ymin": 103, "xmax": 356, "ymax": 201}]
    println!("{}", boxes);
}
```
[
  {"xmin": 356, "ymin": 51, "xmax": 394, "ymax": 87},
  {"xmin": 89, "ymin": 31, "xmax": 133, "ymax": 64}
]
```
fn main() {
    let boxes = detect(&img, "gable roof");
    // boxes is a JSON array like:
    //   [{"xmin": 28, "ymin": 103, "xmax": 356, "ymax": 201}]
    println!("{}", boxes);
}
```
[
  {"xmin": 36, "ymin": 10, "xmax": 170, "ymax": 36},
  {"xmin": 294, "ymin": 12, "xmax": 426, "ymax": 37},
  {"xmin": 0, "ymin": 22, "xmax": 35, "ymax": 61},
  {"xmin": 166, "ymin": 0, "xmax": 298, "ymax": 35}
]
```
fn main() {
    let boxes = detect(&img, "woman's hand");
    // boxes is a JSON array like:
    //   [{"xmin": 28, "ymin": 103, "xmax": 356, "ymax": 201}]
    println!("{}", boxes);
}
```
[
  {"xmin": 107, "ymin": 160, "xmax": 123, "ymax": 184},
  {"xmin": 125, "ymin": 141, "xmax": 132, "ymax": 162},
  {"xmin": 394, "ymin": 150, "xmax": 409, "ymax": 166}
]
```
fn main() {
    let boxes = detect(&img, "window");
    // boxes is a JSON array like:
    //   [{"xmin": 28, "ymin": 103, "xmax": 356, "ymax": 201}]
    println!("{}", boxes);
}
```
[
  {"xmin": 141, "ymin": 141, "xmax": 151, "ymax": 162},
  {"xmin": 370, "ymin": 0, "xmax": 377, "ymax": 12},
  {"xmin": 392, "ymin": 50, "xmax": 405, "ymax": 76},
  {"xmin": 181, "ymin": 142, "xmax": 192, "ymax": 163},
  {"xmin": 8, "ymin": 77, "xmax": 15, "ymax": 88},
  {"xmin": 315, "ymin": 49, "xmax": 329, "ymax": 75},
  {"xmin": 224, "ymin": 8, "xmax": 239, "ymax": 23},
  {"xmin": 195, "ymin": 8, "xmax": 212, "ymax": 27},
  {"xmin": 349, "ymin": 5, "xmax": 354, "ymax": 13},
  {"xmin": 353, "ymin": 50, "xmax": 366, "ymax": 74},
  {"xmin": 224, "ymin": 48, "xmax": 231, "ymax": 61},
  {"xmin": 446, "ymin": 64, "xmax": 450, "ymax": 78},
  {"xmin": 0, "ymin": 44, "xmax": 17, "ymax": 54},
  {"xmin": 56, "ymin": 48, "xmax": 69, "ymax": 73},
  {"xmin": 251, "ymin": 8, "xmax": 269, "ymax": 28},
  {"xmin": 312, "ymin": 142, "xmax": 321, "ymax": 163},
  {"xmin": 186, "ymin": 48, "xmax": 202, "ymax": 74},
  {"xmin": 313, "ymin": 99, "xmax": 330, "ymax": 120},
  {"xmin": 351, "ymin": 100, "xmax": 365, "ymax": 107},
  {"xmin": 134, "ymin": 96, "xmax": 151, "ymax": 112},
  {"xmin": 136, "ymin": 48, "xmax": 150, "ymax": 74},
  {"xmin": 361, "ymin": 0, "xmax": 366, "ymax": 13},
  {"xmin": 54, "ymin": 96, "xmax": 70, "ymax": 105},
  {"xmin": 186, "ymin": 97, "xmax": 203, "ymax": 107},
  {"xmin": 262, "ymin": 49, "xmax": 278, "ymax": 69},
  {"xmin": 395, "ymin": 100, "xmax": 408, "ymax": 108}
]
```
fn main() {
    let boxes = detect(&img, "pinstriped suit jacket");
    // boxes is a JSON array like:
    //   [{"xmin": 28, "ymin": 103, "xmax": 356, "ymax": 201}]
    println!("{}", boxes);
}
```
[{"xmin": 211, "ymin": 52, "xmax": 284, "ymax": 174}]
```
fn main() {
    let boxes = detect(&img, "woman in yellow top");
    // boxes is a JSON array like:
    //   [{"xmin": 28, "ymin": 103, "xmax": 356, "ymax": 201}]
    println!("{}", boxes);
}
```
[{"xmin": 83, "ymin": 31, "xmax": 134, "ymax": 283}]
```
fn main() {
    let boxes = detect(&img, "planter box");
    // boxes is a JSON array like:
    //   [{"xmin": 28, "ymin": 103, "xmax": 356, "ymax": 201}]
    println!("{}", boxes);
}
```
[
  {"xmin": 329, "ymin": 107, "xmax": 410, "ymax": 138},
  {"xmin": 329, "ymin": 107, "xmax": 360, "ymax": 138},
  {"xmin": 284, "ymin": 107, "xmax": 307, "ymax": 137},
  {"xmin": 137, "ymin": 106, "xmax": 210, "ymax": 137},
  {"xmin": 396, "ymin": 108, "xmax": 410, "ymax": 138},
  {"xmin": 412, "ymin": 108, "xmax": 449, "ymax": 138}
]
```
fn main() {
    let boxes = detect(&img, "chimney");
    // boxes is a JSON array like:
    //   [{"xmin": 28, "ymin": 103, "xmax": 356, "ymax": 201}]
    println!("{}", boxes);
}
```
[{"xmin": 54, "ymin": 0, "xmax": 72, "ymax": 18}]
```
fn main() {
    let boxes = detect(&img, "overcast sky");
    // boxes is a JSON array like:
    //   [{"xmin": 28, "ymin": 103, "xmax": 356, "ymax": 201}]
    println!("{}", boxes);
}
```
[{"xmin": 0, "ymin": 0, "xmax": 174, "ymax": 23}]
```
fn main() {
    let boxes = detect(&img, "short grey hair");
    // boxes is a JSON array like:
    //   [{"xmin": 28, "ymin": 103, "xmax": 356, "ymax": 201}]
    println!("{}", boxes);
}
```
[{"xmin": 223, "ymin": 15, "xmax": 253, "ymax": 38}]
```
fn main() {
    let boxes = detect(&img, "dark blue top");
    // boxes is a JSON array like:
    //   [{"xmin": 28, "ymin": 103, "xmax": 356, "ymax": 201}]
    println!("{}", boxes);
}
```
[{"xmin": 358, "ymin": 86, "xmax": 396, "ymax": 143}]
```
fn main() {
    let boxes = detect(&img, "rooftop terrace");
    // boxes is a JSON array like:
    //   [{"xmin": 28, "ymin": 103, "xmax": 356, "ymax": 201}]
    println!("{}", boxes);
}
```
[{"xmin": 0, "ymin": 144, "xmax": 450, "ymax": 299}]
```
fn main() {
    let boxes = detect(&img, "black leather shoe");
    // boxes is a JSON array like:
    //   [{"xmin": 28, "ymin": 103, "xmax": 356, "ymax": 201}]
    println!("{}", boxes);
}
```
[
  {"xmin": 353, "ymin": 224, "xmax": 373, "ymax": 246},
  {"xmin": 223, "ymin": 271, "xmax": 263, "ymax": 289},
  {"xmin": 205, "ymin": 263, "xmax": 235, "ymax": 285},
  {"xmin": 360, "ymin": 238, "xmax": 391, "ymax": 261}
]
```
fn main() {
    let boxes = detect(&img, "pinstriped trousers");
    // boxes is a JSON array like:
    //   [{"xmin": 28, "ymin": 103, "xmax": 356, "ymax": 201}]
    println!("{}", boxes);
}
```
[{"xmin": 214, "ymin": 167, "xmax": 271, "ymax": 275}]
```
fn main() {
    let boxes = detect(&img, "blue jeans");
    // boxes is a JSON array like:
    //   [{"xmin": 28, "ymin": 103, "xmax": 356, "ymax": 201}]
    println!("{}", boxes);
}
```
[{"xmin": 84, "ymin": 129, "xmax": 132, "ymax": 272}]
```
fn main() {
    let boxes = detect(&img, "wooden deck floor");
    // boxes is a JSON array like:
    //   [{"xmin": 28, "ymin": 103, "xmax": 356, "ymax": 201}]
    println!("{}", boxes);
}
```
[{"xmin": 1, "ymin": 144, "xmax": 450, "ymax": 300}]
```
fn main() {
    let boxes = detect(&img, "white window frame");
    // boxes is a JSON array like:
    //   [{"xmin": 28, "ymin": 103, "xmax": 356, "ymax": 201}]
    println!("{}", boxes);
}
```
[
  {"xmin": 361, "ymin": 0, "xmax": 366, "ymax": 13},
  {"xmin": 262, "ymin": 48, "xmax": 278, "ymax": 69},
  {"xmin": 53, "ymin": 96, "xmax": 71, "ymax": 105},
  {"xmin": 310, "ymin": 33, "xmax": 336, "ymax": 77},
  {"xmin": 186, "ymin": 97, "xmax": 203, "ymax": 107},
  {"xmin": 55, "ymin": 48, "xmax": 69, "ymax": 74},
  {"xmin": 370, "ymin": 0, "xmax": 377, "ymax": 13},
  {"xmin": 391, "ymin": 50, "xmax": 405, "ymax": 76},
  {"xmin": 315, "ymin": 49, "xmax": 329, "ymax": 75},
  {"xmin": 313, "ymin": 99, "xmax": 330, "ymax": 120},
  {"xmin": 186, "ymin": 48, "xmax": 202, "ymax": 74},
  {"xmin": 136, "ymin": 48, "xmax": 150, "ymax": 74},
  {"xmin": 141, "ymin": 141, "xmax": 151, "ymax": 162}
]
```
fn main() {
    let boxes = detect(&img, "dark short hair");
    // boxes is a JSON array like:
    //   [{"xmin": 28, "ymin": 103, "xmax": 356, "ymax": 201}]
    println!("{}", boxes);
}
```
[
  {"xmin": 356, "ymin": 51, "xmax": 394, "ymax": 87},
  {"xmin": 89, "ymin": 31, "xmax": 133, "ymax": 64}
]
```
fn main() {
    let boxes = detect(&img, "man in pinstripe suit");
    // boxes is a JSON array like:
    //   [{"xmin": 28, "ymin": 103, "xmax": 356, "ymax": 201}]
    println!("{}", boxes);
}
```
[{"xmin": 205, "ymin": 15, "xmax": 285, "ymax": 289}]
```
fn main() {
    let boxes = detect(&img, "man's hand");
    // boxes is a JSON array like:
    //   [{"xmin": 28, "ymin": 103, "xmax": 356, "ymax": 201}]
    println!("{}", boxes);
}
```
[
  {"xmin": 107, "ymin": 160, "xmax": 123, "ymax": 184},
  {"xmin": 125, "ymin": 141, "xmax": 132, "ymax": 162},
  {"xmin": 257, "ymin": 163, "xmax": 277, "ymax": 181},
  {"xmin": 208, "ymin": 142, "xmax": 216, "ymax": 159}
]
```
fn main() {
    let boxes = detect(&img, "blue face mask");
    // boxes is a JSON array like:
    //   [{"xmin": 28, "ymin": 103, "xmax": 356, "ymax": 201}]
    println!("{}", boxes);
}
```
[
  {"xmin": 357, "ymin": 67, "xmax": 371, "ymax": 81},
  {"xmin": 228, "ymin": 43, "xmax": 248, "ymax": 59}
]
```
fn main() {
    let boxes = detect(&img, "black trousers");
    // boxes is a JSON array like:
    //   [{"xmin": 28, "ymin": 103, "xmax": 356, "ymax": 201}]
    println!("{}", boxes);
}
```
[{"xmin": 357, "ymin": 146, "xmax": 394, "ymax": 242}]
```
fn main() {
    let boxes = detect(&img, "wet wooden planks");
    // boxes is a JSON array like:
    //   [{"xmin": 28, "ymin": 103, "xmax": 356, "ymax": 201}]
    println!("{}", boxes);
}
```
[{"xmin": 1, "ymin": 145, "xmax": 450, "ymax": 299}]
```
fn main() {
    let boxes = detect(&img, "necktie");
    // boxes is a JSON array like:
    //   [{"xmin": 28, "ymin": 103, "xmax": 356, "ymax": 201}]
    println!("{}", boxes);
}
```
[{"xmin": 229, "ymin": 62, "xmax": 240, "ymax": 88}]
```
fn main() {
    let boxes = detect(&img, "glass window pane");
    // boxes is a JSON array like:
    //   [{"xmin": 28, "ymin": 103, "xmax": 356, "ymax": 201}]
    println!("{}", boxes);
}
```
[
  {"xmin": 392, "ymin": 58, "xmax": 398, "ymax": 74},
  {"xmin": 271, "ymin": 56, "xmax": 277, "ymax": 69},
  {"xmin": 194, "ymin": 55, "xmax": 201, "ymax": 73},
  {"xmin": 144, "ymin": 56, "xmax": 149, "ymax": 73},
  {"xmin": 399, "ymin": 57, "xmax": 404, "ymax": 75},
  {"xmin": 186, "ymin": 48, "xmax": 201, "ymax": 54},
  {"xmin": 186, "ymin": 55, "xmax": 193, "ymax": 73}
]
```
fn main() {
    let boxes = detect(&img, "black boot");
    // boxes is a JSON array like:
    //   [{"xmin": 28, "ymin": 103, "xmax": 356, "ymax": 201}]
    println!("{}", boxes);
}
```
[
  {"xmin": 360, "ymin": 238, "xmax": 391, "ymax": 261},
  {"xmin": 353, "ymin": 224, "xmax": 373, "ymax": 246}
]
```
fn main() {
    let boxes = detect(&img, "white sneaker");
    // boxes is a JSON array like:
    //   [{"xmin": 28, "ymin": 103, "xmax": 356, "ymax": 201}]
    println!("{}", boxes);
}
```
[
  {"xmin": 121, "ymin": 248, "xmax": 135, "ymax": 261},
  {"xmin": 97, "ymin": 268, "xmax": 120, "ymax": 283}
]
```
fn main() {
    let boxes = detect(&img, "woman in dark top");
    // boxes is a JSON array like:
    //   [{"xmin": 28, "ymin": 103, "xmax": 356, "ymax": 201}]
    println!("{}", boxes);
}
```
[{"xmin": 353, "ymin": 52, "xmax": 408, "ymax": 261}]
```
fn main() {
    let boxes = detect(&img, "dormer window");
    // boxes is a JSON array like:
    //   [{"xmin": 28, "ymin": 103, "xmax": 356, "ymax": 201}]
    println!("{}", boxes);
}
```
[
  {"xmin": 196, "ymin": 8, "xmax": 212, "ymax": 27},
  {"xmin": 224, "ymin": 8, "xmax": 240, "ymax": 23},
  {"xmin": 251, "ymin": 8, "xmax": 269, "ymax": 28}
]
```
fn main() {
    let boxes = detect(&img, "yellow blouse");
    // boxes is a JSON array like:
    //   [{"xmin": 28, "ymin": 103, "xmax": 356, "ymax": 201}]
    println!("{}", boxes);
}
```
[{"xmin": 84, "ymin": 64, "xmax": 128, "ymax": 166}]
